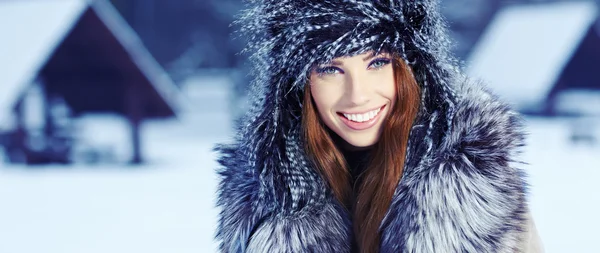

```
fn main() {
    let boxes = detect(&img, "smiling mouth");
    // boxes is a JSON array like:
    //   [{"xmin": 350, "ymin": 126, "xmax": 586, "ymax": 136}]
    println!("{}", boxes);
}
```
[
  {"xmin": 336, "ymin": 105, "xmax": 386, "ymax": 130},
  {"xmin": 337, "ymin": 105, "xmax": 385, "ymax": 122}
]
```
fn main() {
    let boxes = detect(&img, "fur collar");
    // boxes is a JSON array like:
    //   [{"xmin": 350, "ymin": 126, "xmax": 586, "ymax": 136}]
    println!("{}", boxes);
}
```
[{"xmin": 215, "ymin": 77, "xmax": 528, "ymax": 252}]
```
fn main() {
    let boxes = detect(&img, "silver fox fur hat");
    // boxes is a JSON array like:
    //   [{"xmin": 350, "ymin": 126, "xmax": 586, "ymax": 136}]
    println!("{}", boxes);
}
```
[
  {"xmin": 237, "ymin": 0, "xmax": 460, "ymax": 105},
  {"xmin": 232, "ymin": 0, "xmax": 462, "ymax": 206}
]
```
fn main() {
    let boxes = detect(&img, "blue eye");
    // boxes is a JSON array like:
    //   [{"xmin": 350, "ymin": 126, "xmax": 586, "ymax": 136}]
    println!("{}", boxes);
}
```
[
  {"xmin": 369, "ymin": 58, "xmax": 391, "ymax": 70},
  {"xmin": 315, "ymin": 66, "xmax": 342, "ymax": 76}
]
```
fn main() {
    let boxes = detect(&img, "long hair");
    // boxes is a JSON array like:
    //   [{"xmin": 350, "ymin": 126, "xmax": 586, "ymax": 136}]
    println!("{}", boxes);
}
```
[{"xmin": 302, "ymin": 56, "xmax": 421, "ymax": 253}]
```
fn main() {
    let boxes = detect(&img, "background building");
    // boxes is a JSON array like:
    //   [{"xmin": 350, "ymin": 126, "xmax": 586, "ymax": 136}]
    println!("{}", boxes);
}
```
[{"xmin": 0, "ymin": 0, "xmax": 180, "ymax": 164}]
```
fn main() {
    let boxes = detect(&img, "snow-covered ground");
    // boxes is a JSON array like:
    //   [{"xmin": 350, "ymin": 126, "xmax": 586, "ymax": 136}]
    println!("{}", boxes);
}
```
[
  {"xmin": 521, "ymin": 117, "xmax": 600, "ymax": 253},
  {"xmin": 0, "ymin": 112, "xmax": 599, "ymax": 252},
  {"xmin": 0, "ymin": 116, "xmax": 228, "ymax": 253}
]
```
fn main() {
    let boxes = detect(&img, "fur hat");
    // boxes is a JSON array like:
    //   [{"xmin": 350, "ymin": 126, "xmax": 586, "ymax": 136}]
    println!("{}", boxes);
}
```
[
  {"xmin": 230, "ymin": 0, "xmax": 463, "ymax": 211},
  {"xmin": 237, "ymin": 0, "xmax": 459, "ymax": 107}
]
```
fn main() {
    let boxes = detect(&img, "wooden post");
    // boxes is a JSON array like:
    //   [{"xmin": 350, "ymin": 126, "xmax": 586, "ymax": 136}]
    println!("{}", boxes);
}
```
[
  {"xmin": 40, "ymin": 80, "xmax": 52, "ymax": 138},
  {"xmin": 11, "ymin": 95, "xmax": 27, "ymax": 164},
  {"xmin": 130, "ymin": 116, "xmax": 142, "ymax": 164},
  {"xmin": 126, "ymin": 83, "xmax": 143, "ymax": 165}
]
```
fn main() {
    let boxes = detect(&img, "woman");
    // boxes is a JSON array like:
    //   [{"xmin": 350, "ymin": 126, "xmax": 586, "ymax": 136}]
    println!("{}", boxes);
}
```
[{"xmin": 215, "ymin": 0, "xmax": 543, "ymax": 252}]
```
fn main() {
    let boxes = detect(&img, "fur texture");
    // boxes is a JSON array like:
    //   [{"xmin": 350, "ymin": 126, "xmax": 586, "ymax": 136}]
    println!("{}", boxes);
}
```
[{"xmin": 215, "ymin": 0, "xmax": 529, "ymax": 252}]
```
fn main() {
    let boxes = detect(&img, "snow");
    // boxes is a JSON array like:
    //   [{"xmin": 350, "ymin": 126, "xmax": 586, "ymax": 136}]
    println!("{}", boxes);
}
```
[
  {"xmin": 0, "ymin": 115, "xmax": 231, "ymax": 252},
  {"xmin": 0, "ymin": 81, "xmax": 234, "ymax": 252},
  {"xmin": 554, "ymin": 89, "xmax": 600, "ymax": 116},
  {"xmin": 466, "ymin": 1, "xmax": 598, "ymax": 111},
  {"xmin": 70, "ymin": 114, "xmax": 135, "ymax": 163},
  {"xmin": 522, "ymin": 117, "xmax": 600, "ymax": 253},
  {"xmin": 0, "ymin": 0, "xmax": 87, "ymax": 126}
]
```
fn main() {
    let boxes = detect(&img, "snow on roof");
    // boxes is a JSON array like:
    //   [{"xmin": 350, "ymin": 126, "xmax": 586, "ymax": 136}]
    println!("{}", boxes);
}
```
[
  {"xmin": 466, "ymin": 1, "xmax": 598, "ymax": 110},
  {"xmin": 0, "ymin": 0, "xmax": 87, "ymax": 126}
]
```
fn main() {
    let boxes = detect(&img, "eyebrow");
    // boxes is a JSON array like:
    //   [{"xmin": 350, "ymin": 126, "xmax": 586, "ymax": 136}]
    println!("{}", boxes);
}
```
[
  {"xmin": 362, "ymin": 53, "xmax": 379, "ymax": 62},
  {"xmin": 327, "ymin": 53, "xmax": 388, "ymax": 66}
]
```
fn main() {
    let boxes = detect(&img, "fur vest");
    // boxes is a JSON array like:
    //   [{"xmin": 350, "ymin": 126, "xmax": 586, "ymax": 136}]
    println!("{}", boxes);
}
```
[{"xmin": 215, "ymin": 0, "xmax": 531, "ymax": 252}]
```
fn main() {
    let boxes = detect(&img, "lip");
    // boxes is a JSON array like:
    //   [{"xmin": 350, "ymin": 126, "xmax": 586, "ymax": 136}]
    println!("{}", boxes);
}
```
[{"xmin": 337, "ymin": 105, "xmax": 386, "ymax": 131}]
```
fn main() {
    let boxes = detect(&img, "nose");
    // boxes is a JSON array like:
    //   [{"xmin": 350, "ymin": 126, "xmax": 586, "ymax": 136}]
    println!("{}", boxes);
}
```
[{"xmin": 345, "ymin": 73, "xmax": 370, "ymax": 106}]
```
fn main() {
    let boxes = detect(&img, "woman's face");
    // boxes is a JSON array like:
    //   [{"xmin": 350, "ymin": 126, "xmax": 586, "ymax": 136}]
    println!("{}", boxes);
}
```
[{"xmin": 309, "ymin": 51, "xmax": 396, "ymax": 149}]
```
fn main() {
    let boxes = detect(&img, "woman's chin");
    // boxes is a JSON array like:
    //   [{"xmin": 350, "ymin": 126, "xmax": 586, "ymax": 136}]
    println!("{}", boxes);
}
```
[
  {"xmin": 327, "ymin": 124, "xmax": 381, "ymax": 150},
  {"xmin": 338, "ymin": 134, "xmax": 379, "ymax": 150}
]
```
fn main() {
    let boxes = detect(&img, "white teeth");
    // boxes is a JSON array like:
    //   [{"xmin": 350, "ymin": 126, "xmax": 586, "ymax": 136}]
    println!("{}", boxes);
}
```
[
  {"xmin": 361, "ymin": 113, "xmax": 368, "ymax": 122},
  {"xmin": 342, "ymin": 107, "xmax": 382, "ymax": 122}
]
